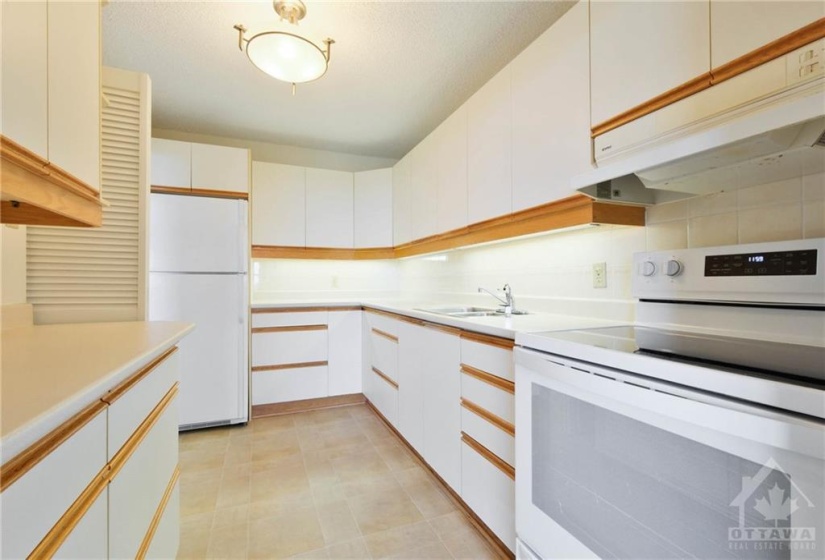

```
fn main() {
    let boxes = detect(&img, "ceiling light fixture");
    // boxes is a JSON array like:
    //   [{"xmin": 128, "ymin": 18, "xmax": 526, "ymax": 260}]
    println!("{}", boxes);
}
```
[{"xmin": 234, "ymin": 0, "xmax": 334, "ymax": 94}]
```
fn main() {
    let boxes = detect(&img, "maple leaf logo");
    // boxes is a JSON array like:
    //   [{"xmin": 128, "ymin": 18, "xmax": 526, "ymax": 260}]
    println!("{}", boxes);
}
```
[{"xmin": 754, "ymin": 483, "xmax": 799, "ymax": 526}]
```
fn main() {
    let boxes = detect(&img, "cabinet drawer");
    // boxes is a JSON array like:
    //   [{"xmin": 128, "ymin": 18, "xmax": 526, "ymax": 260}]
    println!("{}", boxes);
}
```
[
  {"xmin": 460, "ymin": 338, "xmax": 514, "ymax": 382},
  {"xmin": 109, "ymin": 397, "xmax": 178, "ymax": 559},
  {"xmin": 460, "ymin": 367, "xmax": 514, "ymax": 424},
  {"xmin": 106, "ymin": 349, "xmax": 179, "ymax": 461},
  {"xmin": 370, "ymin": 331, "xmax": 398, "ymax": 383},
  {"xmin": 369, "ymin": 368, "xmax": 399, "ymax": 427},
  {"xmin": 1, "ymin": 408, "xmax": 107, "ymax": 559},
  {"xmin": 251, "ymin": 310, "xmax": 328, "ymax": 328},
  {"xmin": 252, "ymin": 328, "xmax": 328, "ymax": 367},
  {"xmin": 461, "ymin": 436, "xmax": 515, "ymax": 553},
  {"xmin": 252, "ymin": 366, "xmax": 329, "ymax": 405},
  {"xmin": 460, "ymin": 403, "xmax": 515, "ymax": 467},
  {"xmin": 53, "ymin": 488, "xmax": 108, "ymax": 559},
  {"xmin": 365, "ymin": 311, "xmax": 401, "ymax": 337},
  {"xmin": 146, "ymin": 478, "xmax": 180, "ymax": 559}
]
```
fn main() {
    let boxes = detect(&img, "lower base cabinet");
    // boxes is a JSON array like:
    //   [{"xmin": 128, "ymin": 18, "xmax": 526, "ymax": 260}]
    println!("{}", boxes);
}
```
[{"xmin": 461, "ymin": 440, "xmax": 516, "ymax": 550}]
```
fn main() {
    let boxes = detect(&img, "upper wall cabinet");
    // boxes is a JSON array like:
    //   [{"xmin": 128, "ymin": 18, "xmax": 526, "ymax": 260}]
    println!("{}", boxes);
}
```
[
  {"xmin": 590, "ymin": 1, "xmax": 710, "ymax": 127},
  {"xmin": 392, "ymin": 157, "xmax": 412, "ymax": 246},
  {"xmin": 354, "ymin": 168, "xmax": 393, "ymax": 248},
  {"xmin": 711, "ymin": 1, "xmax": 825, "ymax": 67},
  {"xmin": 1, "ymin": 0, "xmax": 103, "ymax": 227},
  {"xmin": 252, "ymin": 162, "xmax": 306, "ymax": 247},
  {"xmin": 409, "ymin": 140, "xmax": 439, "ymax": 241},
  {"xmin": 305, "ymin": 168, "xmax": 354, "ymax": 248},
  {"xmin": 436, "ymin": 106, "xmax": 469, "ymax": 233},
  {"xmin": 511, "ymin": 1, "xmax": 591, "ymax": 212},
  {"xmin": 467, "ymin": 67, "xmax": 513, "ymax": 224},
  {"xmin": 150, "ymin": 139, "xmax": 250, "ymax": 195}
]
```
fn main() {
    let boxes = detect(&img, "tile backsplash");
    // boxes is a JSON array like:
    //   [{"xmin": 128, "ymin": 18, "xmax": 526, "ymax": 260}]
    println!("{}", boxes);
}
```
[{"xmin": 252, "ymin": 171, "xmax": 824, "ymax": 321}]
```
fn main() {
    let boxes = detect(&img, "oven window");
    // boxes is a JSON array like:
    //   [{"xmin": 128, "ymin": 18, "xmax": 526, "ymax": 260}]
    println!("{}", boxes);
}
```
[{"xmin": 531, "ymin": 384, "xmax": 816, "ymax": 560}]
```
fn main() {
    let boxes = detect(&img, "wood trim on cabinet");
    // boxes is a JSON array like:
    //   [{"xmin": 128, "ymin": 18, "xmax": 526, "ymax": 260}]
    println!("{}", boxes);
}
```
[
  {"xmin": 1, "ymin": 136, "xmax": 103, "ymax": 227},
  {"xmin": 364, "ymin": 400, "xmax": 515, "ymax": 560},
  {"xmin": 101, "ymin": 347, "xmax": 178, "ymax": 405},
  {"xmin": 252, "ymin": 246, "xmax": 395, "ymax": 260},
  {"xmin": 135, "ymin": 465, "xmax": 181, "ymax": 560},
  {"xmin": 252, "ymin": 306, "xmax": 362, "ymax": 313},
  {"xmin": 421, "ymin": 321, "xmax": 462, "ymax": 336},
  {"xmin": 251, "ymin": 361, "xmax": 328, "ymax": 373},
  {"xmin": 461, "ymin": 432, "xmax": 515, "ymax": 481},
  {"xmin": 151, "ymin": 185, "xmax": 249, "ymax": 200},
  {"xmin": 109, "ymin": 384, "xmax": 179, "ymax": 481},
  {"xmin": 252, "ymin": 195, "xmax": 644, "ymax": 261},
  {"xmin": 0, "ymin": 400, "xmax": 108, "ymax": 492},
  {"xmin": 372, "ymin": 367, "xmax": 399, "ymax": 389},
  {"xmin": 252, "ymin": 393, "xmax": 365, "ymax": 418},
  {"xmin": 460, "ymin": 364, "xmax": 515, "ymax": 395},
  {"xmin": 460, "ymin": 330, "xmax": 515, "ymax": 350},
  {"xmin": 371, "ymin": 327, "xmax": 399, "ymax": 343},
  {"xmin": 251, "ymin": 324, "xmax": 327, "ymax": 334},
  {"xmin": 591, "ymin": 18, "xmax": 825, "ymax": 137},
  {"xmin": 461, "ymin": 398, "xmax": 515, "ymax": 437}
]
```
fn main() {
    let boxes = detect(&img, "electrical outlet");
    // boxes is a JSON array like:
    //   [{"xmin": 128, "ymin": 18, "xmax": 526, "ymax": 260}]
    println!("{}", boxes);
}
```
[{"xmin": 593, "ymin": 262, "xmax": 607, "ymax": 289}]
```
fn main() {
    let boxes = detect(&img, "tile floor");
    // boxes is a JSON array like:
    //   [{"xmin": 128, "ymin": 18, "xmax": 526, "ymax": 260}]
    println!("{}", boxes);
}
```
[{"xmin": 178, "ymin": 404, "xmax": 502, "ymax": 559}]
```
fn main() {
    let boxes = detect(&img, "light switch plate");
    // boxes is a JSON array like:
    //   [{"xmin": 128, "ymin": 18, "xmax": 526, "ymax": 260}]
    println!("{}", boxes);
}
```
[{"xmin": 593, "ymin": 262, "xmax": 607, "ymax": 289}]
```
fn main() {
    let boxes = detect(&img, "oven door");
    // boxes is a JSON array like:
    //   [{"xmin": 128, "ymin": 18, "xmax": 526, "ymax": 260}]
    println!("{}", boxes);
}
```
[{"xmin": 515, "ymin": 347, "xmax": 825, "ymax": 560}]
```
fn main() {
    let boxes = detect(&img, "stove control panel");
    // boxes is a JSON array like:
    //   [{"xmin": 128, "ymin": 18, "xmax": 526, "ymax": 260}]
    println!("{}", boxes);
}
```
[{"xmin": 705, "ymin": 249, "xmax": 817, "ymax": 277}]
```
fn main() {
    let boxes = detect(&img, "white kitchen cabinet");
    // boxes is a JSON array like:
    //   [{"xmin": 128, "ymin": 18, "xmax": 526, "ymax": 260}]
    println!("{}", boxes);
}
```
[
  {"xmin": 306, "ymin": 168, "xmax": 354, "ymax": 248},
  {"xmin": 420, "ymin": 326, "xmax": 462, "ymax": 493},
  {"xmin": 436, "ymin": 106, "xmax": 469, "ymax": 233},
  {"xmin": 711, "ymin": 1, "xmax": 824, "ymax": 67},
  {"xmin": 590, "ymin": 1, "xmax": 710, "ymax": 127},
  {"xmin": 1, "ymin": 0, "xmax": 48, "ymax": 159},
  {"xmin": 151, "ymin": 138, "xmax": 192, "ymax": 188},
  {"xmin": 47, "ymin": 0, "xmax": 101, "ymax": 191},
  {"xmin": 364, "ymin": 311, "xmax": 401, "ymax": 426},
  {"xmin": 54, "ymin": 490, "xmax": 108, "ymax": 559},
  {"xmin": 252, "ymin": 162, "xmax": 306, "ymax": 247},
  {"xmin": 252, "ymin": 310, "xmax": 328, "ymax": 328},
  {"xmin": 251, "ymin": 328, "xmax": 328, "ymax": 367},
  {"xmin": 467, "ymin": 67, "xmax": 512, "ymax": 224},
  {"xmin": 354, "ymin": 168, "xmax": 393, "ymax": 248},
  {"xmin": 461, "ymin": 440, "xmax": 515, "ymax": 552},
  {"xmin": 252, "ymin": 366, "xmax": 329, "ymax": 405},
  {"xmin": 392, "ymin": 156, "xmax": 413, "ymax": 245},
  {"xmin": 328, "ymin": 310, "xmax": 363, "ymax": 396},
  {"xmin": 511, "ymin": 1, "xmax": 591, "ymax": 211},
  {"xmin": 145, "ymin": 482, "xmax": 180, "ymax": 559},
  {"xmin": 191, "ymin": 142, "xmax": 249, "ymax": 193},
  {"xmin": 409, "ymin": 138, "xmax": 439, "ymax": 240},
  {"xmin": 397, "ymin": 322, "xmax": 426, "ymax": 451}
]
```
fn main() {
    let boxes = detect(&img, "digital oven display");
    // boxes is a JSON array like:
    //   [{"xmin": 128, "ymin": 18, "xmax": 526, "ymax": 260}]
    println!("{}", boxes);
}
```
[{"xmin": 705, "ymin": 249, "xmax": 817, "ymax": 277}]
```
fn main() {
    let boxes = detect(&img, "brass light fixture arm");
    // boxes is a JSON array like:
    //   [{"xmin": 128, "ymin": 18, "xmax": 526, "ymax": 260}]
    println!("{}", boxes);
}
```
[
  {"xmin": 323, "ymin": 38, "xmax": 335, "ymax": 62},
  {"xmin": 233, "ymin": 24, "xmax": 248, "ymax": 51}
]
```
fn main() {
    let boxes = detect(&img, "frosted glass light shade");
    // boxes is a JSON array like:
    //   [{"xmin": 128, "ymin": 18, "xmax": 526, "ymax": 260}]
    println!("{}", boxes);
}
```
[{"xmin": 245, "ymin": 32, "xmax": 328, "ymax": 84}]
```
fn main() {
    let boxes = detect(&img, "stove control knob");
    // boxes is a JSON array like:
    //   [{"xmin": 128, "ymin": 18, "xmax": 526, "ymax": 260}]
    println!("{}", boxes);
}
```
[
  {"xmin": 665, "ymin": 259, "xmax": 683, "ymax": 277},
  {"xmin": 641, "ymin": 261, "xmax": 656, "ymax": 277}
]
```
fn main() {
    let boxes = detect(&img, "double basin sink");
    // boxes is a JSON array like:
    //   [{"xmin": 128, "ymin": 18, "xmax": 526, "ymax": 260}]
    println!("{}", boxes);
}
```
[{"xmin": 417, "ymin": 306, "xmax": 528, "ymax": 318}]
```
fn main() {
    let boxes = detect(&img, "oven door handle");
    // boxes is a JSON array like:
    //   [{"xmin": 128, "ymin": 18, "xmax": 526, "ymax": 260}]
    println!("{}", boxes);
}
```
[{"xmin": 515, "ymin": 348, "xmax": 825, "ymax": 462}]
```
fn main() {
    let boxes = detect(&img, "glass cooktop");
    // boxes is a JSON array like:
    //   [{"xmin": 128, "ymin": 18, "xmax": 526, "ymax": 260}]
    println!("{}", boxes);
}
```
[{"xmin": 538, "ymin": 326, "xmax": 825, "ymax": 383}]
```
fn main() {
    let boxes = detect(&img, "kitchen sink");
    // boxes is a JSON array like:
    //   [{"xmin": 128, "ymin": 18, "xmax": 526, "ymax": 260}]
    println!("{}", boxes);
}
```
[{"xmin": 417, "ymin": 306, "xmax": 529, "ymax": 318}]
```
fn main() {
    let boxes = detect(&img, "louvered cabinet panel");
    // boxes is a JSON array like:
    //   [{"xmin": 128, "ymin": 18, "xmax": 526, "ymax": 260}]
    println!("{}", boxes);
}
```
[{"xmin": 27, "ymin": 68, "xmax": 150, "ymax": 325}]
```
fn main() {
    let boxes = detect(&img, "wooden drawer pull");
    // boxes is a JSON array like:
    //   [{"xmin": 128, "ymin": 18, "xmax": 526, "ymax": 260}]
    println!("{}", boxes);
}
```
[
  {"xmin": 372, "ymin": 367, "xmax": 399, "ymax": 389},
  {"xmin": 461, "ymin": 432, "xmax": 515, "ymax": 481},
  {"xmin": 460, "ymin": 330, "xmax": 514, "ymax": 349},
  {"xmin": 460, "ymin": 364, "xmax": 514, "ymax": 394},
  {"xmin": 371, "ymin": 328, "xmax": 399, "ymax": 343},
  {"xmin": 252, "ymin": 361, "xmax": 328, "ymax": 372},
  {"xmin": 461, "ymin": 398, "xmax": 515, "ymax": 437},
  {"xmin": 251, "ymin": 324, "xmax": 327, "ymax": 334}
]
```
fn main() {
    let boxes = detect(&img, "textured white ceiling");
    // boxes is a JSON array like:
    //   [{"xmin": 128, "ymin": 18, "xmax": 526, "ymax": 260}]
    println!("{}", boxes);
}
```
[{"xmin": 103, "ymin": 1, "xmax": 574, "ymax": 159}]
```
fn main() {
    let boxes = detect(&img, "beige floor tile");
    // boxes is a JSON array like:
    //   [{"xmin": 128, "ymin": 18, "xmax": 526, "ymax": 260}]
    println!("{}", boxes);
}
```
[
  {"xmin": 346, "ymin": 404, "xmax": 375, "ymax": 419},
  {"xmin": 180, "ymin": 426, "xmax": 232, "ymax": 449},
  {"xmin": 348, "ymin": 488, "xmax": 425, "ymax": 536},
  {"xmin": 428, "ymin": 512, "xmax": 498, "ymax": 560},
  {"xmin": 181, "ymin": 473, "xmax": 221, "ymax": 517},
  {"xmin": 332, "ymin": 449, "xmax": 390, "ymax": 482},
  {"xmin": 324, "ymin": 538, "xmax": 371, "ymax": 559},
  {"xmin": 248, "ymin": 504, "xmax": 325, "ymax": 559},
  {"xmin": 223, "ymin": 439, "xmax": 253, "ymax": 467},
  {"xmin": 213, "ymin": 504, "xmax": 250, "ymax": 529},
  {"xmin": 181, "ymin": 445, "xmax": 230, "ymax": 475},
  {"xmin": 178, "ymin": 512, "xmax": 213, "ymax": 559},
  {"xmin": 390, "ymin": 542, "xmax": 453, "ymax": 559},
  {"xmin": 248, "ymin": 494, "xmax": 315, "ymax": 523},
  {"xmin": 339, "ymin": 471, "xmax": 404, "ymax": 500},
  {"xmin": 304, "ymin": 457, "xmax": 341, "ymax": 491},
  {"xmin": 250, "ymin": 463, "xmax": 311, "ymax": 503},
  {"xmin": 405, "ymin": 480, "xmax": 456, "ymax": 519},
  {"xmin": 291, "ymin": 547, "xmax": 330, "ymax": 559},
  {"xmin": 317, "ymin": 499, "xmax": 362, "ymax": 545},
  {"xmin": 216, "ymin": 470, "xmax": 252, "ymax": 509},
  {"xmin": 206, "ymin": 521, "xmax": 249, "ymax": 559},
  {"xmin": 356, "ymin": 416, "xmax": 395, "ymax": 442},
  {"xmin": 373, "ymin": 441, "xmax": 418, "ymax": 471},
  {"xmin": 363, "ymin": 520, "xmax": 442, "ymax": 559},
  {"xmin": 252, "ymin": 414, "xmax": 296, "ymax": 434}
]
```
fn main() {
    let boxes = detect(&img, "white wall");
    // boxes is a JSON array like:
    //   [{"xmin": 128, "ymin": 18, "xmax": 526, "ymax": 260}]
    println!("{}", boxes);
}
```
[
  {"xmin": 1, "ymin": 224, "xmax": 27, "ymax": 305},
  {"xmin": 153, "ymin": 128, "xmax": 397, "ymax": 173},
  {"xmin": 251, "ymin": 171, "xmax": 825, "ymax": 321}
]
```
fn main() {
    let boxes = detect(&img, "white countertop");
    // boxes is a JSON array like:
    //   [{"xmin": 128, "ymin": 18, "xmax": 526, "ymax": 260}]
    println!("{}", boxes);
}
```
[
  {"xmin": 252, "ymin": 298, "xmax": 622, "ymax": 339},
  {"xmin": 1, "ymin": 321, "xmax": 194, "ymax": 462}
]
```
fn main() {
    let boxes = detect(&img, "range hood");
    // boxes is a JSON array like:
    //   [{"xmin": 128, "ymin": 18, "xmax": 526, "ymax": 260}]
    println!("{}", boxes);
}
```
[{"xmin": 575, "ymin": 73, "xmax": 825, "ymax": 204}]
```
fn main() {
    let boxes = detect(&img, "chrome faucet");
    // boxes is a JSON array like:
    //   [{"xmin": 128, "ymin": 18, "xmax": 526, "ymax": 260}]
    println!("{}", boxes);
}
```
[{"xmin": 478, "ymin": 283, "xmax": 516, "ymax": 316}]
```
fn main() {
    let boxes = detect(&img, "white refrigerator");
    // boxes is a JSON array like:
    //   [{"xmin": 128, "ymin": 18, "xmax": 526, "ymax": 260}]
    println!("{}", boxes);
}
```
[{"xmin": 148, "ymin": 193, "xmax": 249, "ymax": 430}]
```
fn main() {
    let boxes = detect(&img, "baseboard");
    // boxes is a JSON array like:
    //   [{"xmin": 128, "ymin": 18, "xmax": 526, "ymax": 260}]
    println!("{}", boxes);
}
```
[
  {"xmin": 251, "ymin": 393, "xmax": 365, "ymax": 418},
  {"xmin": 364, "ymin": 399, "xmax": 515, "ymax": 560}
]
